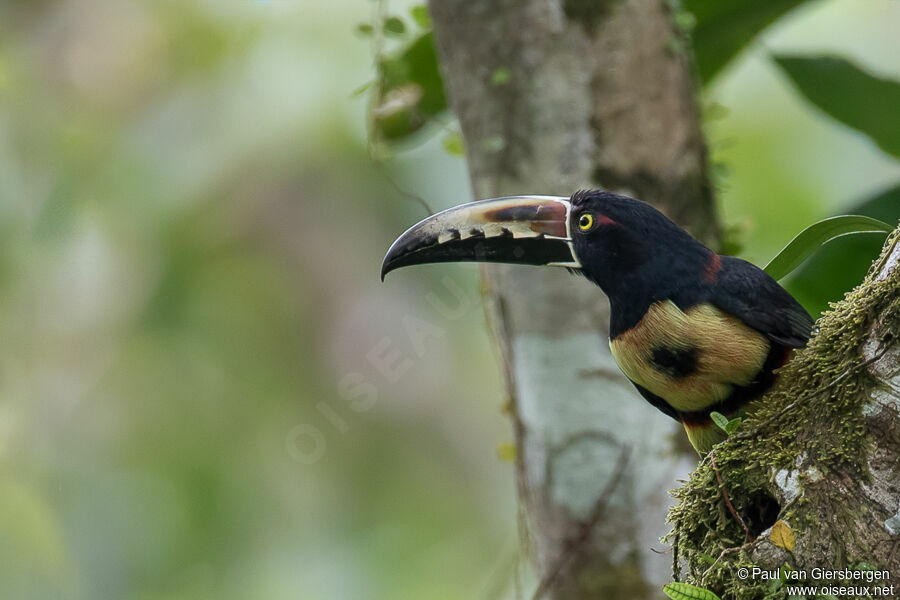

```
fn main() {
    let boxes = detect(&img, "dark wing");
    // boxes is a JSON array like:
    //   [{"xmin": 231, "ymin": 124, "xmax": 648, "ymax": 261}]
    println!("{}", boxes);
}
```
[{"xmin": 709, "ymin": 256, "xmax": 814, "ymax": 348}]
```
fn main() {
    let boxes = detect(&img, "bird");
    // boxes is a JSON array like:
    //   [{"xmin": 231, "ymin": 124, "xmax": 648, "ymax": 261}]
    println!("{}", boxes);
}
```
[{"xmin": 381, "ymin": 190, "xmax": 814, "ymax": 452}]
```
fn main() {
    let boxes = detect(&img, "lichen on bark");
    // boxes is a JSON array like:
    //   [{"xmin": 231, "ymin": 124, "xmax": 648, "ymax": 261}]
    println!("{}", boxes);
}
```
[{"xmin": 668, "ymin": 225, "xmax": 900, "ymax": 599}]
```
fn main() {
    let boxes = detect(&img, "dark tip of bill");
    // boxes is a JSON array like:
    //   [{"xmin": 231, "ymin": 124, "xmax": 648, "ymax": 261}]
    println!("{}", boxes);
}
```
[{"xmin": 380, "ymin": 257, "xmax": 395, "ymax": 281}]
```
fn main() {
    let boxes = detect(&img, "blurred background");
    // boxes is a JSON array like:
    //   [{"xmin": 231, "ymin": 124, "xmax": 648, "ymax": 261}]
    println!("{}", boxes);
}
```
[{"xmin": 1, "ymin": 1, "xmax": 898, "ymax": 599}]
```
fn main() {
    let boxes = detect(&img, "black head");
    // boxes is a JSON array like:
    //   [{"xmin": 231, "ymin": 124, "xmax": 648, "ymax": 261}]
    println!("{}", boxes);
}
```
[{"xmin": 566, "ymin": 190, "xmax": 709, "ymax": 301}]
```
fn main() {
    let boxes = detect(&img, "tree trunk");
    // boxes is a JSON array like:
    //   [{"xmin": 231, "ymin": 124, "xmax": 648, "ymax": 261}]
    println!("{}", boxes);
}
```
[
  {"xmin": 427, "ymin": 1, "xmax": 718, "ymax": 597},
  {"xmin": 669, "ymin": 228, "xmax": 900, "ymax": 599}
]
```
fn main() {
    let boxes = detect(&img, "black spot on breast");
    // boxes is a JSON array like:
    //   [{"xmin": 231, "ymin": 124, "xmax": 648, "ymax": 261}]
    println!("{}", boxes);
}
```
[{"xmin": 650, "ymin": 345, "xmax": 698, "ymax": 379}]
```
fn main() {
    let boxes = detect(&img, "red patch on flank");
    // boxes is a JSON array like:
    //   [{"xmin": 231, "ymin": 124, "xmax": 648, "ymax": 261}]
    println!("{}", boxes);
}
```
[{"xmin": 704, "ymin": 253, "xmax": 722, "ymax": 283}]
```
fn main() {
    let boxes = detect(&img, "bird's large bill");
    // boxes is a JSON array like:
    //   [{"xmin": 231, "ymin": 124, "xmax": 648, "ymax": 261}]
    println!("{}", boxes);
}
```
[{"xmin": 381, "ymin": 196, "xmax": 581, "ymax": 279}]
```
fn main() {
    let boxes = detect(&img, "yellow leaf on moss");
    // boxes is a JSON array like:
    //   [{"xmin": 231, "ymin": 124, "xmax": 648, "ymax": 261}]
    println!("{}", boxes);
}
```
[{"xmin": 770, "ymin": 520, "xmax": 795, "ymax": 551}]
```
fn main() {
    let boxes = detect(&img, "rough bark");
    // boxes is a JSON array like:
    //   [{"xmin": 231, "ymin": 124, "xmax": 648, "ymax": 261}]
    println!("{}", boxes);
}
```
[
  {"xmin": 427, "ymin": 1, "xmax": 718, "ymax": 597},
  {"xmin": 670, "ymin": 228, "xmax": 900, "ymax": 599}
]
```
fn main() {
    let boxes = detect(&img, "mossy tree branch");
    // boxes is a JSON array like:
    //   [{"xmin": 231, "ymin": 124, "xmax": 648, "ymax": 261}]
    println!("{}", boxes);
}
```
[{"xmin": 670, "ymin": 226, "xmax": 900, "ymax": 599}]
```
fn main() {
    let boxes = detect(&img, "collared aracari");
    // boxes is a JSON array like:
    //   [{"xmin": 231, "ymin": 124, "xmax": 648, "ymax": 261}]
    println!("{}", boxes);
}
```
[{"xmin": 381, "ymin": 190, "xmax": 814, "ymax": 452}]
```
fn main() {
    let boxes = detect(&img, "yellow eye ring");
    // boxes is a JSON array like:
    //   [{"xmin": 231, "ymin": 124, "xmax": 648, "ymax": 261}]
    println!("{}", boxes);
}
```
[{"xmin": 577, "ymin": 212, "xmax": 594, "ymax": 231}]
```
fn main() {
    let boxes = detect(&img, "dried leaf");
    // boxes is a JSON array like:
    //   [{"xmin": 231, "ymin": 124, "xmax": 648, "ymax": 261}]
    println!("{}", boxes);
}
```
[{"xmin": 770, "ymin": 520, "xmax": 795, "ymax": 551}]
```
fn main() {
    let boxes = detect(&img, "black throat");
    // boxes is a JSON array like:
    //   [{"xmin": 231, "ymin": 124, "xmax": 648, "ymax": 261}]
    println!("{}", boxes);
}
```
[
  {"xmin": 593, "ymin": 242, "xmax": 713, "ymax": 339},
  {"xmin": 566, "ymin": 190, "xmax": 717, "ymax": 339}
]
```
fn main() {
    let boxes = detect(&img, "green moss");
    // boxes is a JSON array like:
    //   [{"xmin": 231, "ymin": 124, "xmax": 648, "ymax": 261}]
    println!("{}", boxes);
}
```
[{"xmin": 667, "ymin": 226, "xmax": 900, "ymax": 599}]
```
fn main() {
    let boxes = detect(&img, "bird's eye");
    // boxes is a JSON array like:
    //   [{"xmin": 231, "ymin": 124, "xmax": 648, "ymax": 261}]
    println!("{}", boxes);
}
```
[{"xmin": 577, "ymin": 212, "xmax": 595, "ymax": 232}]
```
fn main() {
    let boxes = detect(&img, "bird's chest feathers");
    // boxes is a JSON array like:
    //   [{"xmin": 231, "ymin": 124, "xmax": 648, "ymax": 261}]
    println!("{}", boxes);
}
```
[{"xmin": 609, "ymin": 300, "xmax": 769, "ymax": 412}]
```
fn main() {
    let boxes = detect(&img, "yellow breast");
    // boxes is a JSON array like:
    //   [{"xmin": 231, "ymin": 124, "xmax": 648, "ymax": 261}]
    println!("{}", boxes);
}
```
[{"xmin": 609, "ymin": 301, "xmax": 769, "ymax": 412}]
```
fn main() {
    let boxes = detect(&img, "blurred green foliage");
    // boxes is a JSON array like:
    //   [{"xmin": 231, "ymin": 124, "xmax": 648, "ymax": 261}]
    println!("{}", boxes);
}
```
[
  {"xmin": 684, "ymin": 0, "xmax": 810, "ymax": 82},
  {"xmin": 374, "ymin": 32, "xmax": 446, "ymax": 142},
  {"xmin": 0, "ymin": 1, "xmax": 898, "ymax": 599},
  {"xmin": 769, "ymin": 54, "xmax": 900, "ymax": 313},
  {"xmin": 356, "ymin": 7, "xmax": 448, "ymax": 146},
  {"xmin": 1, "ymin": 2, "xmax": 511, "ymax": 599},
  {"xmin": 774, "ymin": 55, "xmax": 900, "ymax": 158}
]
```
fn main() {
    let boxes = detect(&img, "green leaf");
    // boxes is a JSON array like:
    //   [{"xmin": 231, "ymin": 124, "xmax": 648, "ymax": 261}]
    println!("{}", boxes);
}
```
[
  {"xmin": 441, "ymin": 131, "xmax": 464, "ymax": 156},
  {"xmin": 710, "ymin": 411, "xmax": 729, "ymax": 432},
  {"xmin": 764, "ymin": 215, "xmax": 893, "ymax": 282},
  {"xmin": 410, "ymin": 5, "xmax": 431, "ymax": 29},
  {"xmin": 785, "ymin": 186, "xmax": 900, "ymax": 316},
  {"xmin": 663, "ymin": 582, "xmax": 722, "ymax": 600},
  {"xmin": 373, "ymin": 32, "xmax": 447, "ymax": 143},
  {"xmin": 349, "ymin": 80, "xmax": 372, "ymax": 98},
  {"xmin": 384, "ymin": 16, "xmax": 406, "ymax": 36},
  {"xmin": 356, "ymin": 23, "xmax": 374, "ymax": 36},
  {"xmin": 724, "ymin": 417, "xmax": 742, "ymax": 435},
  {"xmin": 685, "ymin": 0, "xmax": 810, "ymax": 83},
  {"xmin": 773, "ymin": 55, "xmax": 900, "ymax": 158}
]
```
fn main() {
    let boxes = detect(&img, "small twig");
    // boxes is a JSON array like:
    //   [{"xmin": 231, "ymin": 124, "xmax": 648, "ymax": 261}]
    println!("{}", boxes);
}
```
[
  {"xmin": 710, "ymin": 451, "xmax": 750, "ymax": 544},
  {"xmin": 530, "ymin": 446, "xmax": 631, "ymax": 600},
  {"xmin": 701, "ymin": 541, "xmax": 754, "ymax": 579},
  {"xmin": 375, "ymin": 161, "xmax": 435, "ymax": 216},
  {"xmin": 672, "ymin": 528, "xmax": 681, "ymax": 582}
]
